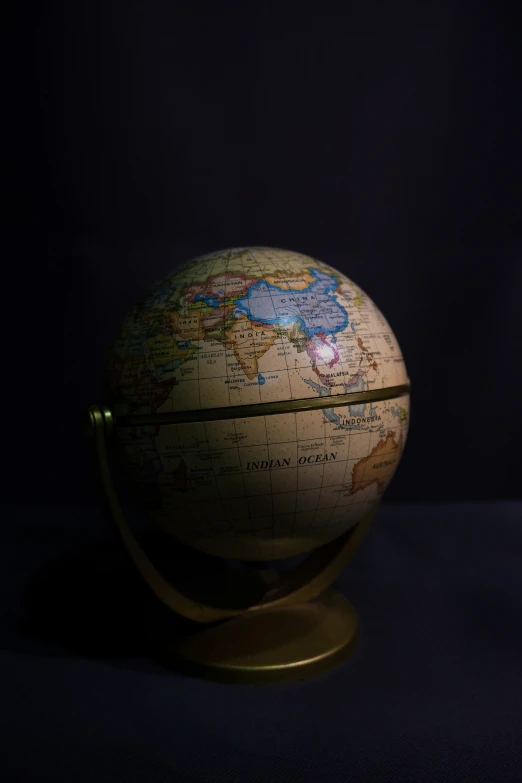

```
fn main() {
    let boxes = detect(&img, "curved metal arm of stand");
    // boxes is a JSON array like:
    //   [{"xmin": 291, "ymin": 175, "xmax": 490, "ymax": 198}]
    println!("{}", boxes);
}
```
[
  {"xmin": 86, "ymin": 405, "xmax": 378, "ymax": 624},
  {"xmin": 256, "ymin": 504, "xmax": 377, "ymax": 609}
]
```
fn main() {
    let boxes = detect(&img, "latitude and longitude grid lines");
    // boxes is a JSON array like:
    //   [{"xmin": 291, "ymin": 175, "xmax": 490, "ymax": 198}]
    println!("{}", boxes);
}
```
[
  {"xmin": 164, "ymin": 258, "xmax": 241, "ymax": 405},
  {"xmin": 192, "ymin": 251, "xmax": 257, "ymax": 411},
  {"xmin": 127, "ymin": 252, "xmax": 404, "ymax": 420},
  {"xmin": 177, "ymin": 250, "xmax": 300, "ymax": 546},
  {"xmin": 249, "ymin": 251, "xmax": 314, "ymax": 540},
  {"xmin": 168, "ymin": 253, "xmax": 250, "ymax": 548},
  {"xmin": 172, "ymin": 249, "xmax": 404, "ymax": 407},
  {"xmin": 242, "ymin": 249, "xmax": 356, "ymax": 542},
  {"xmin": 242, "ymin": 249, "xmax": 327, "ymax": 542},
  {"xmin": 168, "ymin": 407, "xmax": 408, "ymax": 555},
  {"xmin": 177, "ymin": 255, "xmax": 394, "ymax": 529},
  {"xmin": 153, "ymin": 252, "xmax": 406, "ymax": 553},
  {"xmin": 186, "ymin": 252, "xmax": 271, "ymax": 548},
  {"xmin": 243, "ymin": 250, "xmax": 297, "ymax": 544},
  {"xmin": 184, "ymin": 271, "xmax": 406, "ymax": 550}
]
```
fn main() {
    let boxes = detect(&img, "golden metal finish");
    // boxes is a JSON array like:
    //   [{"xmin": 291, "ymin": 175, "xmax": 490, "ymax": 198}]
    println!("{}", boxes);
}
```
[
  {"xmin": 112, "ymin": 381, "xmax": 411, "ymax": 427},
  {"xmin": 85, "ymin": 389, "xmax": 402, "ymax": 682},
  {"xmin": 87, "ymin": 404, "xmax": 378, "ymax": 623},
  {"xmin": 159, "ymin": 588, "xmax": 358, "ymax": 685}
]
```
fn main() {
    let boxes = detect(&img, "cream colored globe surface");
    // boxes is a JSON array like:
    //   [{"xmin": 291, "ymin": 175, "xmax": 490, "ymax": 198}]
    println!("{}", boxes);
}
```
[{"xmin": 105, "ymin": 247, "xmax": 409, "ymax": 560}]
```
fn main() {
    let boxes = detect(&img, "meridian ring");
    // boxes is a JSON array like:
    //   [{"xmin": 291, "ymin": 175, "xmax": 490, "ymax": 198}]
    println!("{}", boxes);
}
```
[{"xmin": 111, "ymin": 381, "xmax": 411, "ymax": 428}]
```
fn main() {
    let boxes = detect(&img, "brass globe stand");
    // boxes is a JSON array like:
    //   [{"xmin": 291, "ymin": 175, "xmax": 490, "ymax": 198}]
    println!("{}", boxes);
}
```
[{"xmin": 86, "ymin": 405, "xmax": 378, "ymax": 684}]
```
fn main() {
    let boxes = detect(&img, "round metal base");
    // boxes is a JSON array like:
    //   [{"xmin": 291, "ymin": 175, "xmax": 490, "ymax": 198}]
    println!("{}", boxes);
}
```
[{"xmin": 156, "ymin": 588, "xmax": 358, "ymax": 684}]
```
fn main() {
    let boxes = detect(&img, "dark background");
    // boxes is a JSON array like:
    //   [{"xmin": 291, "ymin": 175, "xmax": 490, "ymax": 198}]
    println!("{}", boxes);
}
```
[
  {"xmin": 4, "ymin": 9, "xmax": 522, "ymax": 782},
  {"xmin": 6, "ymin": 0, "xmax": 522, "ymax": 504}
]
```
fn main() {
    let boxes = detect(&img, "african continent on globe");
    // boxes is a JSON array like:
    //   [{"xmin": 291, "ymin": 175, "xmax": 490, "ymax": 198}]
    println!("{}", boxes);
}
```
[{"xmin": 105, "ymin": 247, "xmax": 410, "ymax": 560}]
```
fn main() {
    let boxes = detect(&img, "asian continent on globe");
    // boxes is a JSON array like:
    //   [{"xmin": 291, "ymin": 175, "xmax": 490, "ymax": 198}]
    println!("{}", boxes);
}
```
[{"xmin": 105, "ymin": 247, "xmax": 410, "ymax": 560}]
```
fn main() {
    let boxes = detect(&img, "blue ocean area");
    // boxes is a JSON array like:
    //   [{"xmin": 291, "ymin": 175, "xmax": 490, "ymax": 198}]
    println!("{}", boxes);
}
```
[
  {"xmin": 155, "ymin": 359, "xmax": 181, "ymax": 377},
  {"xmin": 234, "ymin": 268, "xmax": 348, "ymax": 337},
  {"xmin": 303, "ymin": 378, "xmax": 330, "ymax": 397},
  {"xmin": 194, "ymin": 293, "xmax": 221, "ymax": 308},
  {"xmin": 344, "ymin": 375, "xmax": 367, "ymax": 394},
  {"xmin": 303, "ymin": 378, "xmax": 363, "ymax": 431},
  {"xmin": 324, "ymin": 409, "xmax": 341, "ymax": 425},
  {"xmin": 391, "ymin": 405, "xmax": 407, "ymax": 421},
  {"xmin": 303, "ymin": 378, "xmax": 341, "ymax": 426}
]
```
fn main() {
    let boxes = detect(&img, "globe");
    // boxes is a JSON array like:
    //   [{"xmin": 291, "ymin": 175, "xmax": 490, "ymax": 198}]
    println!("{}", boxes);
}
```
[{"xmin": 105, "ymin": 247, "xmax": 410, "ymax": 562}]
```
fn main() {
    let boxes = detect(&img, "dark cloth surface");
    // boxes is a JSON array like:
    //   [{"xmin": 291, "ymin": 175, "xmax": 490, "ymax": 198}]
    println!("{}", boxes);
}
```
[{"xmin": 1, "ymin": 502, "xmax": 521, "ymax": 782}]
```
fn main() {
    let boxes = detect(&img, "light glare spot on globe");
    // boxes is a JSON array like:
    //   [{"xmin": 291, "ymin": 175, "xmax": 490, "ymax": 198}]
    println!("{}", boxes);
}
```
[
  {"xmin": 316, "ymin": 342, "xmax": 336, "ymax": 364},
  {"xmin": 106, "ymin": 247, "xmax": 410, "ymax": 561}
]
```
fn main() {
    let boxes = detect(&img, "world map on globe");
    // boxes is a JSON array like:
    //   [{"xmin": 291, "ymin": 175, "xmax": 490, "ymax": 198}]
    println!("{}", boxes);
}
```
[{"xmin": 106, "ymin": 247, "xmax": 410, "ymax": 559}]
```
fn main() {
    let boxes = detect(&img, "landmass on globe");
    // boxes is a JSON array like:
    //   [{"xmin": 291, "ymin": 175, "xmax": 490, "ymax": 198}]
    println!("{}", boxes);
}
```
[
  {"xmin": 106, "ymin": 247, "xmax": 407, "ymax": 416},
  {"xmin": 106, "ymin": 248, "xmax": 409, "ymax": 559}
]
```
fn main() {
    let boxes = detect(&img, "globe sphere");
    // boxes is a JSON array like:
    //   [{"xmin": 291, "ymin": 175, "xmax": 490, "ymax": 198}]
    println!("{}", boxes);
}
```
[{"xmin": 105, "ymin": 247, "xmax": 409, "ymax": 560}]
